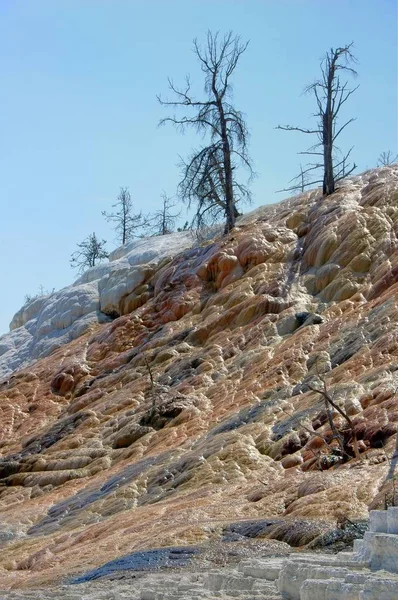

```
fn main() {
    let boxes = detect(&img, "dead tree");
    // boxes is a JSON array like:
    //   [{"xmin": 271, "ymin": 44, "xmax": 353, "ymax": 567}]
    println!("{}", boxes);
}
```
[
  {"xmin": 147, "ymin": 192, "xmax": 180, "ymax": 236},
  {"xmin": 277, "ymin": 44, "xmax": 358, "ymax": 196},
  {"xmin": 70, "ymin": 232, "xmax": 108, "ymax": 273},
  {"xmin": 280, "ymin": 406, "xmax": 335, "ymax": 471},
  {"xmin": 179, "ymin": 144, "xmax": 246, "ymax": 229},
  {"xmin": 377, "ymin": 151, "xmax": 398, "ymax": 166},
  {"xmin": 158, "ymin": 31, "xmax": 253, "ymax": 233},
  {"xmin": 102, "ymin": 187, "xmax": 146, "ymax": 245},
  {"xmin": 307, "ymin": 374, "xmax": 361, "ymax": 460}
]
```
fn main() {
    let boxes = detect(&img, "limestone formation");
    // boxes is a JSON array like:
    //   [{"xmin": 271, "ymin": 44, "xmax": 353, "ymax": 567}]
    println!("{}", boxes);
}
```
[{"xmin": 0, "ymin": 167, "xmax": 398, "ymax": 593}]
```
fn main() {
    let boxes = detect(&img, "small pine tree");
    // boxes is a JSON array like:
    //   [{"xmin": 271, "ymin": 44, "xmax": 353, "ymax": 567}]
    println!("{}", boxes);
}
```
[
  {"xmin": 102, "ymin": 187, "xmax": 146, "ymax": 245},
  {"xmin": 70, "ymin": 233, "xmax": 108, "ymax": 273}
]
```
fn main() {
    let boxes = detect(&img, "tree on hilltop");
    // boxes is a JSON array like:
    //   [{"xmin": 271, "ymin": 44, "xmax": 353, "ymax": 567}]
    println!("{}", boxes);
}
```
[
  {"xmin": 102, "ymin": 187, "xmax": 146, "ymax": 245},
  {"xmin": 277, "ymin": 43, "xmax": 358, "ymax": 196},
  {"xmin": 158, "ymin": 30, "xmax": 254, "ymax": 233},
  {"xmin": 147, "ymin": 192, "xmax": 181, "ymax": 236},
  {"xmin": 178, "ymin": 144, "xmax": 245, "ymax": 229},
  {"xmin": 377, "ymin": 151, "xmax": 398, "ymax": 166},
  {"xmin": 70, "ymin": 232, "xmax": 108, "ymax": 273}
]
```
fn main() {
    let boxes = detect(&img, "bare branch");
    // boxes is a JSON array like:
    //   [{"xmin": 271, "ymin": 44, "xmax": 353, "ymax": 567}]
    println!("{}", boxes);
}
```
[
  {"xmin": 378, "ymin": 150, "xmax": 398, "ymax": 166},
  {"xmin": 277, "ymin": 42, "xmax": 358, "ymax": 196},
  {"xmin": 276, "ymin": 125, "xmax": 320, "ymax": 135},
  {"xmin": 333, "ymin": 118, "xmax": 356, "ymax": 142},
  {"xmin": 308, "ymin": 368, "xmax": 362, "ymax": 461},
  {"xmin": 146, "ymin": 192, "xmax": 181, "ymax": 236},
  {"xmin": 102, "ymin": 187, "xmax": 147, "ymax": 245},
  {"xmin": 298, "ymin": 151, "xmax": 324, "ymax": 156},
  {"xmin": 159, "ymin": 31, "xmax": 252, "ymax": 233}
]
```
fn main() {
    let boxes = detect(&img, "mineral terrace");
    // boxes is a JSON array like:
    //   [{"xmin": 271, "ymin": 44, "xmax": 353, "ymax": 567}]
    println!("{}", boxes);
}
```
[{"xmin": 0, "ymin": 166, "xmax": 398, "ymax": 595}]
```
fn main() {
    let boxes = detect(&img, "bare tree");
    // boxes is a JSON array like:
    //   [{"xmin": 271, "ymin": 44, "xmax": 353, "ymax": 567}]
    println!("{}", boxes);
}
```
[
  {"xmin": 307, "ymin": 374, "xmax": 361, "ymax": 461},
  {"xmin": 179, "ymin": 145, "xmax": 247, "ymax": 229},
  {"xmin": 147, "ymin": 192, "xmax": 181, "ymax": 236},
  {"xmin": 377, "ymin": 151, "xmax": 398, "ymax": 166},
  {"xmin": 102, "ymin": 187, "xmax": 146, "ymax": 245},
  {"xmin": 277, "ymin": 43, "xmax": 358, "ymax": 196},
  {"xmin": 158, "ymin": 31, "xmax": 253, "ymax": 233},
  {"xmin": 279, "ymin": 405, "xmax": 354, "ymax": 471},
  {"xmin": 70, "ymin": 232, "xmax": 108, "ymax": 273}
]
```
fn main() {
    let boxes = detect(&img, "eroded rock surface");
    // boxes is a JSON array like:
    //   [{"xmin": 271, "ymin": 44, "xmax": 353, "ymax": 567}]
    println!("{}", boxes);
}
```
[
  {"xmin": 1, "ymin": 167, "xmax": 398, "ymax": 590},
  {"xmin": 0, "ymin": 232, "xmax": 196, "ymax": 378}
]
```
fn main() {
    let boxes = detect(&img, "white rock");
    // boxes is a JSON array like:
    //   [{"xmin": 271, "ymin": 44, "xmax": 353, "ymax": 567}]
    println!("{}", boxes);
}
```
[
  {"xmin": 238, "ymin": 558, "xmax": 284, "ymax": 580},
  {"xmin": 300, "ymin": 578, "xmax": 364, "ymax": 600},
  {"xmin": 387, "ymin": 507, "xmax": 398, "ymax": 535},
  {"xmin": 278, "ymin": 561, "xmax": 349, "ymax": 600},
  {"xmin": 354, "ymin": 539, "xmax": 364, "ymax": 554},
  {"xmin": 369, "ymin": 511, "xmax": 388, "ymax": 533},
  {"xmin": 0, "ymin": 232, "xmax": 195, "ymax": 378},
  {"xmin": 108, "ymin": 231, "xmax": 195, "ymax": 265},
  {"xmin": 367, "ymin": 532, "xmax": 398, "ymax": 573},
  {"xmin": 205, "ymin": 571, "xmax": 256, "ymax": 592},
  {"xmin": 360, "ymin": 577, "xmax": 398, "ymax": 600},
  {"xmin": 9, "ymin": 295, "xmax": 49, "ymax": 330},
  {"xmin": 98, "ymin": 264, "xmax": 150, "ymax": 316}
]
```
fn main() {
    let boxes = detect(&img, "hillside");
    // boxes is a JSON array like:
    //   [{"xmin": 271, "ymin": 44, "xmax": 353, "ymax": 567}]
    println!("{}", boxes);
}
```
[{"xmin": 0, "ymin": 165, "xmax": 398, "ymax": 590}]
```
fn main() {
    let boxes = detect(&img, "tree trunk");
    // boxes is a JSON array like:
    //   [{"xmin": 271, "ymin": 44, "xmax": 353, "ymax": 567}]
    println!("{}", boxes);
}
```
[
  {"xmin": 122, "ymin": 201, "xmax": 127, "ymax": 244},
  {"xmin": 217, "ymin": 101, "xmax": 235, "ymax": 233},
  {"xmin": 233, "ymin": 204, "xmax": 240, "ymax": 218},
  {"xmin": 222, "ymin": 141, "xmax": 235, "ymax": 232},
  {"xmin": 224, "ymin": 154, "xmax": 235, "ymax": 233},
  {"xmin": 323, "ymin": 58, "xmax": 336, "ymax": 196},
  {"xmin": 323, "ymin": 107, "xmax": 334, "ymax": 195}
]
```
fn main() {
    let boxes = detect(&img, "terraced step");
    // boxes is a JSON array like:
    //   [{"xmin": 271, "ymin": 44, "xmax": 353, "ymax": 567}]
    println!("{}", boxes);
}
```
[
  {"xmin": 237, "ymin": 558, "xmax": 284, "ymax": 580},
  {"xmin": 360, "ymin": 576, "xmax": 398, "ymax": 600},
  {"xmin": 278, "ymin": 562, "xmax": 360, "ymax": 600},
  {"xmin": 300, "ymin": 578, "xmax": 364, "ymax": 600}
]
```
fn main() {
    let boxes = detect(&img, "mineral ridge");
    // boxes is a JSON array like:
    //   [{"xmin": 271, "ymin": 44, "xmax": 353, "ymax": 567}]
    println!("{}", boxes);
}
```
[{"xmin": 0, "ymin": 166, "xmax": 398, "ymax": 590}]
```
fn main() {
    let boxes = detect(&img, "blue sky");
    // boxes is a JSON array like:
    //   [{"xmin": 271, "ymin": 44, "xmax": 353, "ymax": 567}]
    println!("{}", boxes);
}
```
[{"xmin": 0, "ymin": 0, "xmax": 396, "ymax": 334}]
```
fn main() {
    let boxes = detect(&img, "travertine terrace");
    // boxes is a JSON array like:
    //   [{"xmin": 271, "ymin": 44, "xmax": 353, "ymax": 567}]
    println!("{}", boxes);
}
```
[{"xmin": 1, "ymin": 166, "xmax": 398, "ymax": 591}]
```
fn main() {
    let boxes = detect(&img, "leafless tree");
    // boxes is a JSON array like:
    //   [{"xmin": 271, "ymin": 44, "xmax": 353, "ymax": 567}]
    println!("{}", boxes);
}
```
[
  {"xmin": 147, "ymin": 192, "xmax": 181, "ymax": 236},
  {"xmin": 102, "ymin": 187, "xmax": 146, "ymax": 245},
  {"xmin": 158, "ymin": 31, "xmax": 253, "ymax": 233},
  {"xmin": 281, "ymin": 406, "xmax": 333, "ymax": 451},
  {"xmin": 70, "ymin": 232, "xmax": 108, "ymax": 273},
  {"xmin": 307, "ymin": 373, "xmax": 361, "ymax": 461},
  {"xmin": 277, "ymin": 43, "xmax": 358, "ymax": 196},
  {"xmin": 377, "ymin": 150, "xmax": 398, "ymax": 166},
  {"xmin": 179, "ymin": 144, "xmax": 248, "ymax": 229}
]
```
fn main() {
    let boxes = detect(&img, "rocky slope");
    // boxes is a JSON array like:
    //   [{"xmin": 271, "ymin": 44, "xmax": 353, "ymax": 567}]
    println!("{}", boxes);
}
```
[
  {"xmin": 0, "ymin": 166, "xmax": 398, "ymax": 590},
  {"xmin": 0, "ymin": 231, "xmax": 196, "ymax": 378}
]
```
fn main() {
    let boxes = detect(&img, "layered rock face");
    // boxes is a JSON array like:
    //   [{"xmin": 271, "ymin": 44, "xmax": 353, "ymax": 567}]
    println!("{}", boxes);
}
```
[
  {"xmin": 0, "ymin": 232, "xmax": 195, "ymax": 378},
  {"xmin": 1, "ymin": 166, "xmax": 398, "ymax": 589}
]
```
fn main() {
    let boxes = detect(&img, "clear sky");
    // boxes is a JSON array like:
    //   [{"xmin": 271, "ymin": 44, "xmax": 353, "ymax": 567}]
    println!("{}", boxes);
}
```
[{"xmin": 0, "ymin": 0, "xmax": 397, "ymax": 335}]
